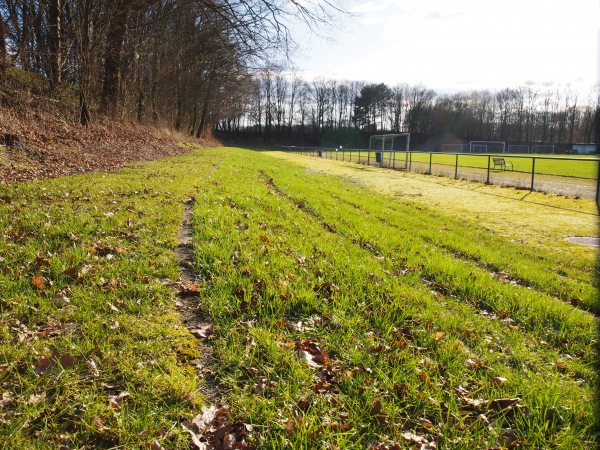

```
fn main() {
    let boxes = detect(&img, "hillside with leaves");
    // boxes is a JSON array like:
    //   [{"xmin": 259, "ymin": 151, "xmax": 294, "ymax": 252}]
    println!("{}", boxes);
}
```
[{"xmin": 0, "ymin": 69, "xmax": 202, "ymax": 184}]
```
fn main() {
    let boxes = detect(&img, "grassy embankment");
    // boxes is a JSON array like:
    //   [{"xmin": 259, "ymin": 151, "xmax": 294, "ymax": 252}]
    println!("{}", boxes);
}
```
[{"xmin": 0, "ymin": 146, "xmax": 597, "ymax": 448}]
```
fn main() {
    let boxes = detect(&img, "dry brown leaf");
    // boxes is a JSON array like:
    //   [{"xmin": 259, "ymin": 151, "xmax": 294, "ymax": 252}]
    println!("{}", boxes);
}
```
[
  {"xmin": 420, "ymin": 418, "xmax": 434, "ymax": 429},
  {"xmin": 32, "ymin": 274, "xmax": 46, "ymax": 290},
  {"xmin": 493, "ymin": 376, "xmax": 508, "ymax": 385},
  {"xmin": 489, "ymin": 398, "xmax": 521, "ymax": 410},
  {"xmin": 93, "ymin": 415, "xmax": 110, "ymax": 433},
  {"xmin": 190, "ymin": 324, "xmax": 214, "ymax": 340},
  {"xmin": 370, "ymin": 398, "xmax": 388, "ymax": 425},
  {"xmin": 108, "ymin": 391, "xmax": 131, "ymax": 410},
  {"xmin": 87, "ymin": 358, "xmax": 100, "ymax": 377}
]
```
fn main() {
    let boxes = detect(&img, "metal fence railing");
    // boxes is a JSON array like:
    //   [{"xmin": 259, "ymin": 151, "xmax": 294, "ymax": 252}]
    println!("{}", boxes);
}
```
[{"xmin": 282, "ymin": 146, "xmax": 600, "ymax": 201}]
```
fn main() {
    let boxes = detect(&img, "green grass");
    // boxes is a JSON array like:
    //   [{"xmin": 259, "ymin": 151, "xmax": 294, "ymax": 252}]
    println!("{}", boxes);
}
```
[
  {"xmin": 406, "ymin": 152, "xmax": 599, "ymax": 178},
  {"xmin": 191, "ymin": 148, "xmax": 598, "ymax": 448},
  {"xmin": 0, "ymin": 146, "xmax": 597, "ymax": 448},
  {"xmin": 0, "ymin": 147, "xmax": 223, "ymax": 448}
]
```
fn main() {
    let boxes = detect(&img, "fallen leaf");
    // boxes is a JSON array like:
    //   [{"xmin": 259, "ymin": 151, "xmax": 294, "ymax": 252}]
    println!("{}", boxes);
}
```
[
  {"xmin": 33, "ymin": 256, "xmax": 51, "ymax": 268},
  {"xmin": 370, "ymin": 398, "xmax": 388, "ymax": 425},
  {"xmin": 87, "ymin": 358, "xmax": 100, "ymax": 377},
  {"xmin": 434, "ymin": 331, "xmax": 446, "ymax": 341},
  {"xmin": 284, "ymin": 418, "xmax": 295, "ymax": 431},
  {"xmin": 420, "ymin": 418, "xmax": 434, "ymax": 429},
  {"xmin": 489, "ymin": 397, "xmax": 521, "ymax": 410},
  {"xmin": 93, "ymin": 415, "xmax": 110, "ymax": 433},
  {"xmin": 0, "ymin": 392, "xmax": 16, "ymax": 409},
  {"xmin": 190, "ymin": 324, "xmax": 214, "ymax": 340},
  {"xmin": 179, "ymin": 283, "xmax": 201, "ymax": 296},
  {"xmin": 32, "ymin": 274, "xmax": 46, "ymax": 290},
  {"xmin": 253, "ymin": 378, "xmax": 268, "ymax": 394},
  {"xmin": 34, "ymin": 355, "xmax": 52, "ymax": 375},
  {"xmin": 493, "ymin": 376, "xmax": 508, "ymax": 385},
  {"xmin": 464, "ymin": 358, "xmax": 487, "ymax": 370},
  {"xmin": 401, "ymin": 431, "xmax": 436, "ymax": 449},
  {"xmin": 59, "ymin": 353, "xmax": 75, "ymax": 369},
  {"xmin": 27, "ymin": 392, "xmax": 46, "ymax": 405},
  {"xmin": 108, "ymin": 391, "xmax": 131, "ymax": 410}
]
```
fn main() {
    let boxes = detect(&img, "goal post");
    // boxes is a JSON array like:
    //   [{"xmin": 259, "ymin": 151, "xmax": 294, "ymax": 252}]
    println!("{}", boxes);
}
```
[
  {"xmin": 369, "ymin": 133, "xmax": 410, "ymax": 152},
  {"xmin": 469, "ymin": 141, "xmax": 506, "ymax": 154},
  {"xmin": 507, "ymin": 144, "xmax": 530, "ymax": 154},
  {"xmin": 531, "ymin": 144, "xmax": 555, "ymax": 154},
  {"xmin": 441, "ymin": 144, "xmax": 469, "ymax": 153}
]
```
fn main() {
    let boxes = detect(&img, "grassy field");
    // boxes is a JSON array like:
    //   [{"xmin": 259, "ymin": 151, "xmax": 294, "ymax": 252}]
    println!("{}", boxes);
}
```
[
  {"xmin": 0, "ymin": 146, "xmax": 598, "ymax": 448},
  {"xmin": 405, "ymin": 152, "xmax": 599, "ymax": 179}
]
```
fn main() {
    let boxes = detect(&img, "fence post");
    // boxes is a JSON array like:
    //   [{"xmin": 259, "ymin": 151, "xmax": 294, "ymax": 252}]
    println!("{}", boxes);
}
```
[
  {"xmin": 429, "ymin": 153, "xmax": 432, "ymax": 174},
  {"xmin": 531, "ymin": 157, "xmax": 536, "ymax": 191},
  {"xmin": 596, "ymin": 157, "xmax": 600, "ymax": 203},
  {"xmin": 455, "ymin": 154, "xmax": 459, "ymax": 179},
  {"xmin": 486, "ymin": 156, "xmax": 491, "ymax": 184}
]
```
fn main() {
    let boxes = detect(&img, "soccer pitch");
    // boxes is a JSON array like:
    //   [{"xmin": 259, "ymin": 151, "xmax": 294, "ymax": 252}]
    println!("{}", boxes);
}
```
[{"xmin": 407, "ymin": 153, "xmax": 598, "ymax": 179}]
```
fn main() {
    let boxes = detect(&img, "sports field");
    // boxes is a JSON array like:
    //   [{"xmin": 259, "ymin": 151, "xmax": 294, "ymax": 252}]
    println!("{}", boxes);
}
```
[{"xmin": 403, "ymin": 153, "xmax": 598, "ymax": 179}]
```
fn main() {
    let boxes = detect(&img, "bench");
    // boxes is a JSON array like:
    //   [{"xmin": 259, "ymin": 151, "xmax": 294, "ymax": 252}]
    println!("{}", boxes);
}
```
[{"xmin": 493, "ymin": 157, "xmax": 513, "ymax": 171}]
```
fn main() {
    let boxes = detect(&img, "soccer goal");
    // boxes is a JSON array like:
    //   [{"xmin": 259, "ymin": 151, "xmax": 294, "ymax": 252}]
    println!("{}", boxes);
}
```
[
  {"xmin": 507, "ymin": 144, "xmax": 530, "ymax": 154},
  {"xmin": 531, "ymin": 144, "xmax": 555, "ymax": 154},
  {"xmin": 369, "ymin": 133, "xmax": 410, "ymax": 151},
  {"xmin": 441, "ymin": 144, "xmax": 469, "ymax": 153},
  {"xmin": 469, "ymin": 141, "xmax": 506, "ymax": 154}
]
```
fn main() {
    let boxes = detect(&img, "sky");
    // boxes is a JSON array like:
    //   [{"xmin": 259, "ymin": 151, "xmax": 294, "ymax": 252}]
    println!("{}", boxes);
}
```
[{"xmin": 292, "ymin": 0, "xmax": 600, "ymax": 96}]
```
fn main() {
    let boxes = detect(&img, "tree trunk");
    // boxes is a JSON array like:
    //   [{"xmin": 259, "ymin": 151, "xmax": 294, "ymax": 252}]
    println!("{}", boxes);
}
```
[
  {"xmin": 189, "ymin": 104, "xmax": 197, "ymax": 136},
  {"xmin": 80, "ymin": 89, "xmax": 91, "ymax": 125},
  {"xmin": 101, "ymin": 4, "xmax": 129, "ymax": 117},
  {"xmin": 48, "ymin": 0, "xmax": 63, "ymax": 85},
  {"xmin": 196, "ymin": 94, "xmax": 211, "ymax": 138},
  {"xmin": 0, "ymin": 14, "xmax": 6, "ymax": 76},
  {"xmin": 594, "ymin": 106, "xmax": 600, "ymax": 145},
  {"xmin": 174, "ymin": 63, "xmax": 182, "ymax": 131}
]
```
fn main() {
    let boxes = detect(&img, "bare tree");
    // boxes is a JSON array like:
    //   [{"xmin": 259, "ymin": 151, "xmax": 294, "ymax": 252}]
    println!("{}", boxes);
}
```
[{"xmin": 0, "ymin": 11, "xmax": 6, "ymax": 74}]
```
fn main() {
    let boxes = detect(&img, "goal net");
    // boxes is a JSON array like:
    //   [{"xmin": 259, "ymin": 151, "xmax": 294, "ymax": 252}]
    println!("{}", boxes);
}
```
[
  {"xmin": 507, "ymin": 145, "xmax": 530, "ymax": 154},
  {"xmin": 369, "ymin": 133, "xmax": 410, "ymax": 152},
  {"xmin": 531, "ymin": 144, "xmax": 555, "ymax": 154},
  {"xmin": 469, "ymin": 141, "xmax": 505, "ymax": 154},
  {"xmin": 441, "ymin": 144, "xmax": 469, "ymax": 153}
]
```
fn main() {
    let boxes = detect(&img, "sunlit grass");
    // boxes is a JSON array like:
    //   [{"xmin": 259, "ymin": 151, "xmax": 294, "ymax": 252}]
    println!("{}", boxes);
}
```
[
  {"xmin": 191, "ymin": 148, "xmax": 598, "ymax": 448},
  {"xmin": 0, "ymin": 148, "xmax": 223, "ymax": 448},
  {"xmin": 0, "ymin": 146, "xmax": 597, "ymax": 448}
]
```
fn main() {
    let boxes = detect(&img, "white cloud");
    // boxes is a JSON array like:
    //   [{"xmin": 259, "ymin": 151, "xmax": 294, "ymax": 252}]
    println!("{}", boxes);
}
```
[{"xmin": 293, "ymin": 0, "xmax": 600, "ymax": 93}]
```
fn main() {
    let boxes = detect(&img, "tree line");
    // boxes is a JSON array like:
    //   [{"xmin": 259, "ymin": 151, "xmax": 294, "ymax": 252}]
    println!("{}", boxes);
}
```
[
  {"xmin": 228, "ymin": 69, "xmax": 600, "ymax": 149},
  {"xmin": 0, "ymin": 0, "xmax": 343, "ymax": 134},
  {"xmin": 1, "ymin": 2, "xmax": 598, "ymax": 149}
]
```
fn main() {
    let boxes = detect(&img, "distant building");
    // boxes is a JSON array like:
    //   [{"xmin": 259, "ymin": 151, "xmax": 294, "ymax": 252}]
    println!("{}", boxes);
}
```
[{"xmin": 572, "ymin": 144, "xmax": 598, "ymax": 154}]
